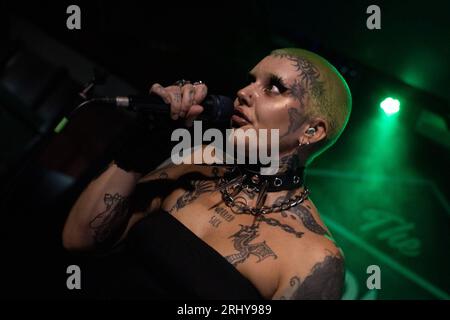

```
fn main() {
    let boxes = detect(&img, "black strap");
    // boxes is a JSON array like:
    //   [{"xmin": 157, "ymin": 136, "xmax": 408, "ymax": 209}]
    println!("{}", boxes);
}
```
[{"xmin": 224, "ymin": 165, "xmax": 305, "ymax": 192}]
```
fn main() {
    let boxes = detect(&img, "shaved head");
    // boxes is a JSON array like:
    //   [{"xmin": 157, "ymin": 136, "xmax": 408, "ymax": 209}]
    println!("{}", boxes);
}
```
[{"xmin": 270, "ymin": 48, "xmax": 352, "ymax": 163}]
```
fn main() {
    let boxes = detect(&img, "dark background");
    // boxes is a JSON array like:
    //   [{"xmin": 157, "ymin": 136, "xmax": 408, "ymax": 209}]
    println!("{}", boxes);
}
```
[{"xmin": 0, "ymin": 0, "xmax": 448, "ymax": 299}]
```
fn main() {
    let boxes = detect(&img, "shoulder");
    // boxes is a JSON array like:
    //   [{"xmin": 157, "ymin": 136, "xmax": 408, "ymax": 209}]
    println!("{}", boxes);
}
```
[
  {"xmin": 274, "ymin": 197, "xmax": 346, "ymax": 300},
  {"xmin": 274, "ymin": 232, "xmax": 345, "ymax": 300}
]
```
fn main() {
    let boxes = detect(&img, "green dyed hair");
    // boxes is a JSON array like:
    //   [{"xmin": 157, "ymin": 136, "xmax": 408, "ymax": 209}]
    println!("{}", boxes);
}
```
[{"xmin": 271, "ymin": 48, "xmax": 352, "ymax": 164}]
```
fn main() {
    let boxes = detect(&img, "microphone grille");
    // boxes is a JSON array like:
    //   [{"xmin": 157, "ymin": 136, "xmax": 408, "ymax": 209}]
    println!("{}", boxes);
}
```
[{"xmin": 208, "ymin": 95, "xmax": 234, "ymax": 122}]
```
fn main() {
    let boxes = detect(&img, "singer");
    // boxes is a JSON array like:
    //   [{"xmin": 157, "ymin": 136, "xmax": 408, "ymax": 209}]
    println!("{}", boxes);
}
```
[{"xmin": 62, "ymin": 48, "xmax": 352, "ymax": 300}]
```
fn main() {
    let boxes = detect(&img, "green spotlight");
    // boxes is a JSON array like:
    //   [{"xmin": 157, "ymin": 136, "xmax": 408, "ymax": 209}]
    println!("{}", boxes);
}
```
[{"xmin": 380, "ymin": 97, "xmax": 400, "ymax": 115}]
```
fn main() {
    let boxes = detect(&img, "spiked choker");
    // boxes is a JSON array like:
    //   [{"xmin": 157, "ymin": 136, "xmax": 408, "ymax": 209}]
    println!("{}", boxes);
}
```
[
  {"xmin": 215, "ymin": 165, "xmax": 309, "ymax": 216},
  {"xmin": 222, "ymin": 165, "xmax": 305, "ymax": 193}
]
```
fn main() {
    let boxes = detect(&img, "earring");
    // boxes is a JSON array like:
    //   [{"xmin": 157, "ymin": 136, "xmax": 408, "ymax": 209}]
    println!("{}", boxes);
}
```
[
  {"xmin": 299, "ymin": 140, "xmax": 311, "ymax": 147},
  {"xmin": 306, "ymin": 128, "xmax": 316, "ymax": 135}
]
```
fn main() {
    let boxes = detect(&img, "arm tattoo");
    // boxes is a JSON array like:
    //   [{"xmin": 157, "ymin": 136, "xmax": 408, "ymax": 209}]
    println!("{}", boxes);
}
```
[
  {"xmin": 279, "ymin": 254, "xmax": 344, "ymax": 300},
  {"xmin": 225, "ymin": 224, "xmax": 277, "ymax": 266},
  {"xmin": 89, "ymin": 193, "xmax": 131, "ymax": 248}
]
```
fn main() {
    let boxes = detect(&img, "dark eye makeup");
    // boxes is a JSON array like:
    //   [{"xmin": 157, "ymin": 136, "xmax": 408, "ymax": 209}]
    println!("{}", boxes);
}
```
[
  {"xmin": 268, "ymin": 74, "xmax": 288, "ymax": 94},
  {"xmin": 246, "ymin": 72, "xmax": 289, "ymax": 95}
]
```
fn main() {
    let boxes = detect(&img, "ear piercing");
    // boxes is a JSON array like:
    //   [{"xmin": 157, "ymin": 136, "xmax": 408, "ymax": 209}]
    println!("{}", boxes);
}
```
[
  {"xmin": 298, "ymin": 128, "xmax": 316, "ymax": 147},
  {"xmin": 306, "ymin": 127, "xmax": 316, "ymax": 135},
  {"xmin": 299, "ymin": 141, "xmax": 310, "ymax": 147}
]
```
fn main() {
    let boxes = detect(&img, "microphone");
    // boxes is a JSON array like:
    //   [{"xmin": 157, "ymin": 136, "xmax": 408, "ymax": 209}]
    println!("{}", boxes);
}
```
[{"xmin": 96, "ymin": 94, "xmax": 234, "ymax": 124}]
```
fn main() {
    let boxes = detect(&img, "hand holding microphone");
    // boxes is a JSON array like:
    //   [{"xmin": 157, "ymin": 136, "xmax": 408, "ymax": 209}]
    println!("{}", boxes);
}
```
[
  {"xmin": 111, "ymin": 80, "xmax": 233, "ymax": 175},
  {"xmin": 53, "ymin": 79, "xmax": 233, "ymax": 175},
  {"xmin": 97, "ymin": 81, "xmax": 233, "ymax": 127},
  {"xmin": 149, "ymin": 80, "xmax": 207, "ymax": 127}
]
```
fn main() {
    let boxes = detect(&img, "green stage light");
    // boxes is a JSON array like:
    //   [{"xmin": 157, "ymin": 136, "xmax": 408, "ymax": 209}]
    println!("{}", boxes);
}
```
[{"xmin": 380, "ymin": 97, "xmax": 400, "ymax": 115}]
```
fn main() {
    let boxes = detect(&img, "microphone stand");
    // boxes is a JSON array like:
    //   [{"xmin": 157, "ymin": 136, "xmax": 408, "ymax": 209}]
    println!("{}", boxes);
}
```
[{"xmin": 0, "ymin": 70, "xmax": 109, "ymax": 212}]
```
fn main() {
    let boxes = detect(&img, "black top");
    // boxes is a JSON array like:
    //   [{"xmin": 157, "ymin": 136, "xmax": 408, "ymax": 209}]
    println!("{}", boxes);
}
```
[{"xmin": 84, "ymin": 210, "xmax": 264, "ymax": 300}]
